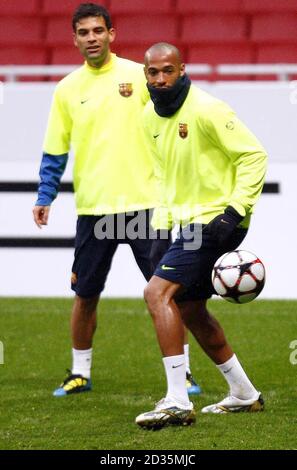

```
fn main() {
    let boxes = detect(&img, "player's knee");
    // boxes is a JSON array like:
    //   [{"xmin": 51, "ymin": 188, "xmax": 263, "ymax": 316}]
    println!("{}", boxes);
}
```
[
  {"xmin": 144, "ymin": 283, "xmax": 158, "ymax": 307},
  {"xmin": 75, "ymin": 294, "xmax": 99, "ymax": 313},
  {"xmin": 144, "ymin": 281, "xmax": 167, "ymax": 310}
]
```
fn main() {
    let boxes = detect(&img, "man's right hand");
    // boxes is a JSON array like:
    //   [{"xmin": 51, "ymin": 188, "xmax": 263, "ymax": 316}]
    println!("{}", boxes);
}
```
[{"xmin": 33, "ymin": 205, "xmax": 50, "ymax": 229}]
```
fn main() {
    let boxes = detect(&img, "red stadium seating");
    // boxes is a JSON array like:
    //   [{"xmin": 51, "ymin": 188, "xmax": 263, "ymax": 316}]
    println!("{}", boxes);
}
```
[
  {"xmin": 176, "ymin": 0, "xmax": 242, "ymax": 14},
  {"xmin": 1, "ymin": 0, "xmax": 297, "ymax": 80},
  {"xmin": 113, "ymin": 45, "xmax": 187, "ymax": 64},
  {"xmin": 0, "ymin": 0, "xmax": 40, "ymax": 16},
  {"xmin": 46, "ymin": 17, "xmax": 74, "ymax": 46},
  {"xmin": 0, "ymin": 46, "xmax": 47, "ymax": 82},
  {"xmin": 251, "ymin": 14, "xmax": 297, "ymax": 43},
  {"xmin": 50, "ymin": 47, "xmax": 83, "ymax": 65},
  {"xmin": 256, "ymin": 44, "xmax": 297, "ymax": 63},
  {"xmin": 0, "ymin": 18, "xmax": 43, "ymax": 45},
  {"xmin": 187, "ymin": 43, "xmax": 255, "ymax": 65},
  {"xmin": 187, "ymin": 44, "xmax": 255, "ymax": 81},
  {"xmin": 0, "ymin": 47, "xmax": 47, "ymax": 65},
  {"xmin": 255, "ymin": 44, "xmax": 297, "ymax": 80},
  {"xmin": 181, "ymin": 15, "xmax": 248, "ymax": 44},
  {"xmin": 114, "ymin": 14, "xmax": 177, "ymax": 46},
  {"xmin": 43, "ymin": 0, "xmax": 109, "ymax": 15},
  {"xmin": 112, "ymin": 45, "xmax": 148, "ymax": 63},
  {"xmin": 243, "ymin": 0, "xmax": 297, "ymax": 13},
  {"xmin": 110, "ymin": 0, "xmax": 172, "ymax": 14}
]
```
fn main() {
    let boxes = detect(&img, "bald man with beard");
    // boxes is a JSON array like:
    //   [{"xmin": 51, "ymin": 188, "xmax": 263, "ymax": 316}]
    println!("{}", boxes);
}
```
[{"xmin": 135, "ymin": 43, "xmax": 267, "ymax": 430}]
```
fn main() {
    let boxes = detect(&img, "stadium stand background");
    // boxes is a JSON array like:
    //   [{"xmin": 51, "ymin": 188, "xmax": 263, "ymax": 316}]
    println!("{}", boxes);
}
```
[
  {"xmin": 1, "ymin": 0, "xmax": 297, "ymax": 80},
  {"xmin": 0, "ymin": 0, "xmax": 296, "ymax": 298}
]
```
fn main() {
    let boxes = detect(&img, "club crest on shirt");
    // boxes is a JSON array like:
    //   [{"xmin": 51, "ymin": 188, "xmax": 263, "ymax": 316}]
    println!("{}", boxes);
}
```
[
  {"xmin": 119, "ymin": 83, "xmax": 133, "ymax": 97},
  {"xmin": 226, "ymin": 120, "xmax": 235, "ymax": 130},
  {"xmin": 179, "ymin": 123, "xmax": 188, "ymax": 139}
]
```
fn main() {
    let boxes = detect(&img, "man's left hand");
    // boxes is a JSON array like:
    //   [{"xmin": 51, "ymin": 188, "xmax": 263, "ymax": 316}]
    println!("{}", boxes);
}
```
[{"xmin": 206, "ymin": 206, "xmax": 244, "ymax": 246}]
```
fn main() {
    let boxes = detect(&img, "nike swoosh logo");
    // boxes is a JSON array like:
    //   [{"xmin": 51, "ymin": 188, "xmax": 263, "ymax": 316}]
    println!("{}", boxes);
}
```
[
  {"xmin": 153, "ymin": 134, "xmax": 160, "ymax": 139},
  {"xmin": 172, "ymin": 364, "xmax": 184, "ymax": 369},
  {"xmin": 220, "ymin": 219, "xmax": 229, "ymax": 224},
  {"xmin": 161, "ymin": 264, "xmax": 176, "ymax": 271},
  {"xmin": 81, "ymin": 99, "xmax": 89, "ymax": 104},
  {"xmin": 223, "ymin": 367, "xmax": 232, "ymax": 374}
]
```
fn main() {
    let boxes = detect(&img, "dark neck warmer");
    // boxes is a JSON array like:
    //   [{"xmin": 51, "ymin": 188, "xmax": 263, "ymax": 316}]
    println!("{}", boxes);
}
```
[{"xmin": 147, "ymin": 74, "xmax": 191, "ymax": 117}]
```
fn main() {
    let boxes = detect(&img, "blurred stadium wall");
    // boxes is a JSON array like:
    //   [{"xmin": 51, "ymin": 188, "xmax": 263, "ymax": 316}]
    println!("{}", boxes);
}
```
[
  {"xmin": 0, "ymin": 81, "xmax": 295, "ymax": 298},
  {"xmin": 1, "ymin": 1, "xmax": 297, "ymax": 298}
]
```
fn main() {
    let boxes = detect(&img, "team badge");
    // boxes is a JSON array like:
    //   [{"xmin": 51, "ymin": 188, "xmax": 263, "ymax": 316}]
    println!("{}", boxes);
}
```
[
  {"xmin": 179, "ymin": 123, "xmax": 188, "ymax": 139},
  {"xmin": 226, "ymin": 120, "xmax": 235, "ymax": 130},
  {"xmin": 119, "ymin": 83, "xmax": 133, "ymax": 97}
]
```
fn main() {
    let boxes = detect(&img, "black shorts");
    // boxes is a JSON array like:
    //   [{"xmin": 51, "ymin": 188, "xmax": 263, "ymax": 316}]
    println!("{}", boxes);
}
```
[
  {"xmin": 154, "ymin": 224, "xmax": 248, "ymax": 302},
  {"xmin": 71, "ymin": 211, "xmax": 169, "ymax": 298}
]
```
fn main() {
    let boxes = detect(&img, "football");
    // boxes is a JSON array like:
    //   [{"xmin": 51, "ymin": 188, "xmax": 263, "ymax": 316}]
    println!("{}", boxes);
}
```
[{"xmin": 211, "ymin": 250, "xmax": 265, "ymax": 304}]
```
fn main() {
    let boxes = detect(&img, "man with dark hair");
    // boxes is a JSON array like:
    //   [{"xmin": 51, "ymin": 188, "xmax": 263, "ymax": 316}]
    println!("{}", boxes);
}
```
[
  {"xmin": 135, "ymin": 43, "xmax": 267, "ymax": 429},
  {"xmin": 71, "ymin": 2, "xmax": 112, "ymax": 31},
  {"xmin": 33, "ymin": 6, "xmax": 200, "ymax": 397}
]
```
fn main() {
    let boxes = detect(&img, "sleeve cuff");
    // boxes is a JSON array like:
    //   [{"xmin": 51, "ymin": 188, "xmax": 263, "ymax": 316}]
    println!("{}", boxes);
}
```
[{"xmin": 228, "ymin": 201, "xmax": 246, "ymax": 218}]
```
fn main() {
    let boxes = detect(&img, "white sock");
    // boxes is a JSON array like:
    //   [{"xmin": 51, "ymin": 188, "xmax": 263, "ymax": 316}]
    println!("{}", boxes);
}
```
[
  {"xmin": 183, "ymin": 344, "xmax": 191, "ymax": 374},
  {"xmin": 217, "ymin": 354, "xmax": 258, "ymax": 400},
  {"xmin": 72, "ymin": 348, "xmax": 92, "ymax": 379},
  {"xmin": 162, "ymin": 354, "xmax": 190, "ymax": 407}
]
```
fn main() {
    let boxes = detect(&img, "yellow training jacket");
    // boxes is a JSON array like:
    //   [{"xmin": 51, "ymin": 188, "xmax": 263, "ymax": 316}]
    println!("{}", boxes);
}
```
[
  {"xmin": 143, "ymin": 85, "xmax": 267, "ymax": 229},
  {"xmin": 43, "ymin": 54, "xmax": 157, "ymax": 215}
]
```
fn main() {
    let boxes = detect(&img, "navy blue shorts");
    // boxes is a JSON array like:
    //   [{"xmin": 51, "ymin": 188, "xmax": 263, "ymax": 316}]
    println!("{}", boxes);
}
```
[
  {"xmin": 71, "ymin": 212, "xmax": 169, "ymax": 298},
  {"xmin": 154, "ymin": 224, "xmax": 248, "ymax": 301}
]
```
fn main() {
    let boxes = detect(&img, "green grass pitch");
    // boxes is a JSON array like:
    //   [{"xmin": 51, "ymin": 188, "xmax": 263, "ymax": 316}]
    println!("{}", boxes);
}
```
[{"xmin": 0, "ymin": 298, "xmax": 296, "ymax": 450}]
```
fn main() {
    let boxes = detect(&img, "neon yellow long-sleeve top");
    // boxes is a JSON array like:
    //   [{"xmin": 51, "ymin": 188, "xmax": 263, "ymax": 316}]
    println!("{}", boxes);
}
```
[
  {"xmin": 143, "ymin": 85, "xmax": 267, "ymax": 229},
  {"xmin": 43, "ymin": 54, "xmax": 157, "ymax": 215}
]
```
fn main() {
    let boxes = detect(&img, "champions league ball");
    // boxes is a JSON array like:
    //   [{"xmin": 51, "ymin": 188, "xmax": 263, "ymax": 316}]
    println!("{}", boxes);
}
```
[{"xmin": 211, "ymin": 250, "xmax": 265, "ymax": 304}]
